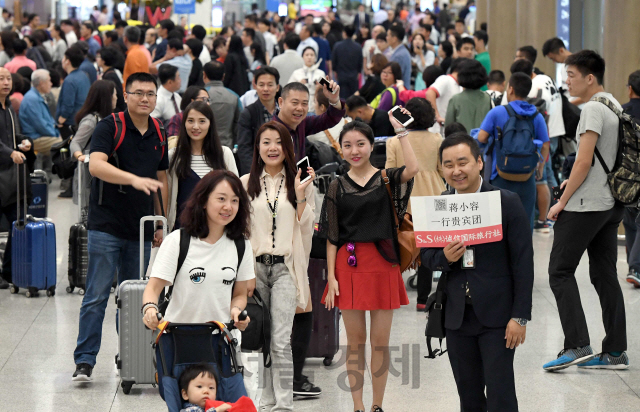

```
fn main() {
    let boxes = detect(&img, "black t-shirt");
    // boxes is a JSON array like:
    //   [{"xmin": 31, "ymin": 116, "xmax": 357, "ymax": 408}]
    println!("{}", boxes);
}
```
[
  {"xmin": 88, "ymin": 111, "xmax": 169, "ymax": 241},
  {"xmin": 369, "ymin": 109, "xmax": 395, "ymax": 137}
]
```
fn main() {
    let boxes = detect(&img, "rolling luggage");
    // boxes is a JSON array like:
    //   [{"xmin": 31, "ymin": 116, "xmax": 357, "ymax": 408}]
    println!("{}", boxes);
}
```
[
  {"xmin": 306, "ymin": 258, "xmax": 339, "ymax": 366},
  {"xmin": 10, "ymin": 163, "xmax": 56, "ymax": 298},
  {"xmin": 28, "ymin": 170, "xmax": 48, "ymax": 219},
  {"xmin": 116, "ymin": 212, "xmax": 167, "ymax": 394}
]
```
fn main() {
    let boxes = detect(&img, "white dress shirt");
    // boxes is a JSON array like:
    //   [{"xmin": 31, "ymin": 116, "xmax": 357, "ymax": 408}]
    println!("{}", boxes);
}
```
[{"xmin": 151, "ymin": 85, "xmax": 182, "ymax": 123}]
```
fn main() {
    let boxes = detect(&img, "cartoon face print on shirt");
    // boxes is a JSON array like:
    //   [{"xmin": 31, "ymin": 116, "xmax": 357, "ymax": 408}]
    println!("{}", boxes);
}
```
[
  {"xmin": 221, "ymin": 267, "xmax": 237, "ymax": 286},
  {"xmin": 189, "ymin": 267, "xmax": 207, "ymax": 284}
]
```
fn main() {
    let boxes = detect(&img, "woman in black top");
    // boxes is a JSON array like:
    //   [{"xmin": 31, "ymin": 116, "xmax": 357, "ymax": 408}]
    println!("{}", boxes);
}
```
[
  {"xmin": 223, "ymin": 35, "xmax": 250, "ymax": 96},
  {"xmin": 319, "ymin": 116, "xmax": 419, "ymax": 412},
  {"xmin": 439, "ymin": 40, "xmax": 454, "ymax": 74}
]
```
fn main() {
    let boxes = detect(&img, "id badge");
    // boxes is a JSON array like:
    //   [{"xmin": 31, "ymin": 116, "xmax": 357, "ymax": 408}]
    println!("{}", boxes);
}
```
[{"xmin": 462, "ymin": 247, "xmax": 475, "ymax": 269}]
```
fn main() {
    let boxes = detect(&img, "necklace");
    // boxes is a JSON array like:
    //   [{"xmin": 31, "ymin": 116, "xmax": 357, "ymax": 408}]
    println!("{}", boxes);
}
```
[
  {"xmin": 263, "ymin": 175, "xmax": 284, "ymax": 249},
  {"xmin": 350, "ymin": 167, "xmax": 377, "ymax": 184}
]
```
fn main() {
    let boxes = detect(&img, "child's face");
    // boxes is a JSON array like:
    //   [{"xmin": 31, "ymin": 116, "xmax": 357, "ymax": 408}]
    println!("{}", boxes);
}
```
[{"xmin": 182, "ymin": 373, "xmax": 217, "ymax": 408}]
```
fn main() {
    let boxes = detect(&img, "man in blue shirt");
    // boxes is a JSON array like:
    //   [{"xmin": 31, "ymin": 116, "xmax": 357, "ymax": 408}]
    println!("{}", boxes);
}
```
[
  {"xmin": 19, "ymin": 69, "xmax": 60, "ymax": 175},
  {"xmin": 151, "ymin": 38, "xmax": 192, "ymax": 94},
  {"xmin": 477, "ymin": 72, "xmax": 550, "ymax": 230},
  {"xmin": 312, "ymin": 23, "xmax": 331, "ymax": 74},
  {"xmin": 80, "ymin": 21, "xmax": 100, "ymax": 57},
  {"xmin": 56, "ymin": 47, "xmax": 90, "ymax": 133},
  {"xmin": 153, "ymin": 19, "xmax": 175, "ymax": 62},
  {"xmin": 387, "ymin": 23, "xmax": 411, "ymax": 86},
  {"xmin": 73, "ymin": 41, "xmax": 97, "ymax": 84}
]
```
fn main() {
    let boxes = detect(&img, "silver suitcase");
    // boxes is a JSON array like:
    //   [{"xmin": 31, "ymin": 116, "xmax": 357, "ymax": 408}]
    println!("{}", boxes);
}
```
[{"xmin": 116, "ymin": 214, "xmax": 167, "ymax": 394}]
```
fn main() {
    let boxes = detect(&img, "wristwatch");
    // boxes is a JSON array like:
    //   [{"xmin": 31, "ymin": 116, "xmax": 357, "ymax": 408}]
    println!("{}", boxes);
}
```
[{"xmin": 512, "ymin": 318, "xmax": 528, "ymax": 326}]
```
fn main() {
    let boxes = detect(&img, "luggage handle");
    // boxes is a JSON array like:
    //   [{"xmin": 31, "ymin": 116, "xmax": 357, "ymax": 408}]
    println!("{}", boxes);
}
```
[
  {"xmin": 139, "ymin": 189, "xmax": 167, "ymax": 280},
  {"xmin": 15, "ymin": 163, "xmax": 28, "ymax": 228}
]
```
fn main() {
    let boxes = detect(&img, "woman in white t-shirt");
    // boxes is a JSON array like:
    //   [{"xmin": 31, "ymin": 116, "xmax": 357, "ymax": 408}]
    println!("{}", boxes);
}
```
[
  {"xmin": 142, "ymin": 170, "xmax": 254, "ymax": 329},
  {"xmin": 166, "ymin": 101, "xmax": 238, "ymax": 232}
]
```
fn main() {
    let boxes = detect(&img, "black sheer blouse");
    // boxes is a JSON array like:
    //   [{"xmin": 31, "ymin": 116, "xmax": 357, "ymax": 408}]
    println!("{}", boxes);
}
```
[{"xmin": 318, "ymin": 167, "xmax": 413, "ymax": 263}]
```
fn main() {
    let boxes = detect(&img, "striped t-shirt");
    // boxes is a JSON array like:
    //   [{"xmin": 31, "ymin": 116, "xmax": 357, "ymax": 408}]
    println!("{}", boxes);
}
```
[{"xmin": 191, "ymin": 155, "xmax": 212, "ymax": 178}]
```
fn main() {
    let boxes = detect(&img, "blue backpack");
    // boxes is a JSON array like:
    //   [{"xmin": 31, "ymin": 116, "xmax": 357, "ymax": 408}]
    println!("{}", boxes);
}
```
[{"xmin": 495, "ymin": 105, "xmax": 540, "ymax": 181}]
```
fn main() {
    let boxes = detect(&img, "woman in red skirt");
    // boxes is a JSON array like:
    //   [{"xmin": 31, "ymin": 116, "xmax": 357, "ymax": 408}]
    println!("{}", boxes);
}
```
[{"xmin": 319, "ymin": 113, "xmax": 419, "ymax": 412}]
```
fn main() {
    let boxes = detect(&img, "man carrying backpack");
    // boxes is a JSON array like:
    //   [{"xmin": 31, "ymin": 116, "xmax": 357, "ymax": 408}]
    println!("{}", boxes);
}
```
[
  {"xmin": 72, "ymin": 72, "xmax": 168, "ymax": 382},
  {"xmin": 477, "ymin": 72, "xmax": 550, "ymax": 231},
  {"xmin": 543, "ymin": 50, "xmax": 628, "ymax": 371}
]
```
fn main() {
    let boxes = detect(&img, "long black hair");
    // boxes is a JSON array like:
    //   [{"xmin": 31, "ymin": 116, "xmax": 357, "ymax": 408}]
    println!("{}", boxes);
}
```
[
  {"xmin": 169, "ymin": 101, "xmax": 226, "ymax": 180},
  {"xmin": 74, "ymin": 80, "xmax": 115, "ymax": 125},
  {"xmin": 250, "ymin": 42, "xmax": 266, "ymax": 66},
  {"xmin": 227, "ymin": 35, "xmax": 249, "ymax": 68}
]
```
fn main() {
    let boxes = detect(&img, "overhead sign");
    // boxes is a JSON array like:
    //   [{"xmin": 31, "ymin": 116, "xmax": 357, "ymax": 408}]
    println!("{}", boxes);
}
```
[
  {"xmin": 412, "ymin": 191, "xmax": 503, "ymax": 248},
  {"xmin": 174, "ymin": 0, "xmax": 196, "ymax": 14}
]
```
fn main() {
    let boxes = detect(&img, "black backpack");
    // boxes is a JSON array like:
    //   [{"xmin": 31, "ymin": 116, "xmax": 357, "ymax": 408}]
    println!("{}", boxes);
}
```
[
  {"xmin": 559, "ymin": 88, "xmax": 581, "ymax": 140},
  {"xmin": 592, "ymin": 96, "xmax": 640, "ymax": 206}
]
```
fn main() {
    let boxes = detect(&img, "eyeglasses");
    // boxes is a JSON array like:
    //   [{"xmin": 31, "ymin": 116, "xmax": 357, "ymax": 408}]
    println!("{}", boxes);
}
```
[
  {"xmin": 126, "ymin": 91, "xmax": 157, "ymax": 99},
  {"xmin": 195, "ymin": 97, "xmax": 211, "ymax": 103},
  {"xmin": 346, "ymin": 242, "xmax": 357, "ymax": 267}
]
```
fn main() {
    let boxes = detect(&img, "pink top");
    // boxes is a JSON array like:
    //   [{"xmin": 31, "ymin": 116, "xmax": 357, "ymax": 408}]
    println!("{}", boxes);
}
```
[{"xmin": 5, "ymin": 56, "xmax": 37, "ymax": 73}]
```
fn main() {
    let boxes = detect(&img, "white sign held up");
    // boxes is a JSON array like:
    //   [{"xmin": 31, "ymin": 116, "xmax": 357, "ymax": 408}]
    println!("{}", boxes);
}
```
[{"xmin": 412, "ymin": 191, "xmax": 503, "ymax": 248}]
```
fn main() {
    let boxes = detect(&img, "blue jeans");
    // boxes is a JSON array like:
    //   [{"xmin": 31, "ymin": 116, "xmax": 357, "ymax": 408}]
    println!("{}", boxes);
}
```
[
  {"xmin": 546, "ymin": 137, "xmax": 559, "ymax": 188},
  {"xmin": 491, "ymin": 174, "xmax": 536, "ymax": 232},
  {"xmin": 74, "ymin": 230, "xmax": 150, "ymax": 366},
  {"xmin": 623, "ymin": 208, "xmax": 640, "ymax": 272}
]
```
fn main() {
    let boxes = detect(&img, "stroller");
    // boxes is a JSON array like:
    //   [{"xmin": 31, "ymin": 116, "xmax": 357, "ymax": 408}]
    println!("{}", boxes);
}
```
[{"xmin": 155, "ymin": 320, "xmax": 248, "ymax": 412}]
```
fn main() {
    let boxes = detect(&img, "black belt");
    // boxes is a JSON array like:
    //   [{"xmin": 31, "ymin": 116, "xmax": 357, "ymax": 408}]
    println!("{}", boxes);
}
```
[{"xmin": 256, "ymin": 254, "xmax": 285, "ymax": 266}]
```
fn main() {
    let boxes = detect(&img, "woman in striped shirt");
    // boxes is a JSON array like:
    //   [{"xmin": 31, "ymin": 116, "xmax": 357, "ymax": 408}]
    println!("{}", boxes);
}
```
[{"xmin": 166, "ymin": 101, "xmax": 238, "ymax": 232}]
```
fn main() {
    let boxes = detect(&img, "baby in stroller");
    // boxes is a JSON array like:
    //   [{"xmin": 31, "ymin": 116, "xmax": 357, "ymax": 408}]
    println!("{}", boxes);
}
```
[
  {"xmin": 180, "ymin": 363, "xmax": 256, "ymax": 412},
  {"xmin": 180, "ymin": 363, "xmax": 231, "ymax": 412}
]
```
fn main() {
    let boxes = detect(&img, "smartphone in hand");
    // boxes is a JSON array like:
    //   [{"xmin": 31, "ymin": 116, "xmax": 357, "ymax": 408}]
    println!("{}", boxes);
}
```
[{"xmin": 297, "ymin": 156, "xmax": 312, "ymax": 183}]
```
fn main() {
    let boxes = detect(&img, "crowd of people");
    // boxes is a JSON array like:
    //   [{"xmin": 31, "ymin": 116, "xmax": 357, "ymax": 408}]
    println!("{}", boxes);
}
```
[{"xmin": 0, "ymin": 1, "xmax": 638, "ymax": 412}]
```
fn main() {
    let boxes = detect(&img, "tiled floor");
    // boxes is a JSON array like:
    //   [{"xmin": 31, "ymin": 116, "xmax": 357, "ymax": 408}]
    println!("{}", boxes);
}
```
[{"xmin": 1, "ymin": 178, "xmax": 639, "ymax": 411}]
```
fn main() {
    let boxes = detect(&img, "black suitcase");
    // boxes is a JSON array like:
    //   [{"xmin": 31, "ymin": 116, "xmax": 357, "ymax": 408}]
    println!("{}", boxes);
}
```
[
  {"xmin": 306, "ymin": 258, "xmax": 339, "ymax": 366},
  {"xmin": 28, "ymin": 170, "xmax": 48, "ymax": 218}
]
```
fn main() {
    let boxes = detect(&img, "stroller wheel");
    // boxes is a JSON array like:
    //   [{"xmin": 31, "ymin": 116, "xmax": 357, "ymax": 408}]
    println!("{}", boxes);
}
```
[
  {"xmin": 66, "ymin": 286, "xmax": 74, "ymax": 293},
  {"xmin": 406, "ymin": 274, "xmax": 418, "ymax": 290}
]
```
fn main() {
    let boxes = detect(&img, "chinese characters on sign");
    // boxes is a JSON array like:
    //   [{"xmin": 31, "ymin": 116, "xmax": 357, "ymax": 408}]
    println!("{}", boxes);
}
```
[{"xmin": 412, "ymin": 191, "xmax": 503, "ymax": 247}]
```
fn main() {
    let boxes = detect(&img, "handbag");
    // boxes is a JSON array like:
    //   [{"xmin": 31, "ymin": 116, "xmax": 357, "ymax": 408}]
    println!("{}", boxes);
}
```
[
  {"xmin": 425, "ymin": 271, "xmax": 448, "ymax": 359},
  {"xmin": 241, "ymin": 289, "xmax": 272, "ymax": 367},
  {"xmin": 381, "ymin": 169, "xmax": 420, "ymax": 273},
  {"xmin": 51, "ymin": 125, "xmax": 78, "ymax": 179}
]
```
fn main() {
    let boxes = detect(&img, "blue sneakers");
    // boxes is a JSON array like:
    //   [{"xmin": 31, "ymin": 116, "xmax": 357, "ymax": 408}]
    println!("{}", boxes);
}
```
[
  {"xmin": 626, "ymin": 269, "xmax": 640, "ymax": 288},
  {"xmin": 543, "ymin": 346, "xmax": 595, "ymax": 371},
  {"xmin": 578, "ymin": 352, "xmax": 629, "ymax": 370}
]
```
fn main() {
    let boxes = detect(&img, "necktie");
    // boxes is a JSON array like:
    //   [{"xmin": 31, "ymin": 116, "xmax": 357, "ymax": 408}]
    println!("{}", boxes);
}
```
[{"xmin": 171, "ymin": 94, "xmax": 179, "ymax": 114}]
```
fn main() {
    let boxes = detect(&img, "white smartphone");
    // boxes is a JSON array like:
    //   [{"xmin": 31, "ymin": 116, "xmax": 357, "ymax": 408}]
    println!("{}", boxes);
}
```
[
  {"xmin": 296, "ymin": 156, "xmax": 312, "ymax": 184},
  {"xmin": 390, "ymin": 105, "xmax": 414, "ymax": 127}
]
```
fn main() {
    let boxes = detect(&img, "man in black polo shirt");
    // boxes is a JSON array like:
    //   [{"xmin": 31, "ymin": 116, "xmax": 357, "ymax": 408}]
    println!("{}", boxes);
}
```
[{"xmin": 72, "ymin": 72, "xmax": 168, "ymax": 382}]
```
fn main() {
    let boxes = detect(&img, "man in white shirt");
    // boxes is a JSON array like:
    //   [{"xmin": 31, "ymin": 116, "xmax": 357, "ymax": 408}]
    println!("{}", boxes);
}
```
[
  {"xmin": 422, "ymin": 11, "xmax": 440, "ymax": 45},
  {"xmin": 425, "ymin": 58, "xmax": 463, "ymax": 125},
  {"xmin": 296, "ymin": 25, "xmax": 318, "ymax": 57},
  {"xmin": 150, "ymin": 38, "xmax": 192, "ymax": 94},
  {"xmin": 151, "ymin": 65, "xmax": 182, "ymax": 123},
  {"xmin": 61, "ymin": 19, "xmax": 78, "ymax": 46},
  {"xmin": 258, "ymin": 18, "xmax": 277, "ymax": 63},
  {"xmin": 189, "ymin": 25, "xmax": 211, "ymax": 65},
  {"xmin": 271, "ymin": 34, "xmax": 304, "ymax": 87},
  {"xmin": 373, "ymin": 7, "xmax": 388, "ymax": 25},
  {"xmin": 363, "ymin": 25, "xmax": 385, "ymax": 75},
  {"xmin": 542, "ymin": 37, "xmax": 585, "ymax": 105}
]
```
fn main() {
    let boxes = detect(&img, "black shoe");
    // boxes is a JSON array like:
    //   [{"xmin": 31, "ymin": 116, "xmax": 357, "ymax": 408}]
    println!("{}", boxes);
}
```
[
  {"xmin": 293, "ymin": 376, "xmax": 321, "ymax": 396},
  {"xmin": 372, "ymin": 406, "xmax": 384, "ymax": 412},
  {"xmin": 72, "ymin": 363, "xmax": 93, "ymax": 382},
  {"xmin": 58, "ymin": 188, "xmax": 72, "ymax": 198},
  {"xmin": 0, "ymin": 278, "xmax": 9, "ymax": 289}
]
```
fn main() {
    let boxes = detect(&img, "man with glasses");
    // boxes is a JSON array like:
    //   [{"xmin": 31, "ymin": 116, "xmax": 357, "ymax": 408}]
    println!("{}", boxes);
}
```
[
  {"xmin": 72, "ymin": 72, "xmax": 168, "ymax": 382},
  {"xmin": 203, "ymin": 61, "xmax": 241, "ymax": 149},
  {"xmin": 151, "ymin": 65, "xmax": 182, "ymax": 124}
]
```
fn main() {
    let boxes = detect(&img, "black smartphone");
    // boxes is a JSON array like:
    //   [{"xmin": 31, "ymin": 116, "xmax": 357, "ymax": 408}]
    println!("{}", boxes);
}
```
[
  {"xmin": 552, "ymin": 186, "xmax": 564, "ymax": 201},
  {"xmin": 390, "ymin": 105, "xmax": 414, "ymax": 127},
  {"xmin": 319, "ymin": 77, "xmax": 334, "ymax": 93}
]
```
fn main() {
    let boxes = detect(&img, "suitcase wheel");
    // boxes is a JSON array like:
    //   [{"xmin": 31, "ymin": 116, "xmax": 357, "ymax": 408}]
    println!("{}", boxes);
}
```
[
  {"xmin": 323, "ymin": 356, "xmax": 333, "ymax": 366},
  {"xmin": 46, "ymin": 287, "xmax": 55, "ymax": 297},
  {"xmin": 66, "ymin": 286, "xmax": 74, "ymax": 293},
  {"xmin": 26, "ymin": 287, "xmax": 38, "ymax": 298},
  {"xmin": 79, "ymin": 289, "xmax": 85, "ymax": 296},
  {"xmin": 9, "ymin": 285, "xmax": 18, "ymax": 294},
  {"xmin": 121, "ymin": 380, "xmax": 134, "ymax": 394},
  {"xmin": 110, "ymin": 286, "xmax": 115, "ymax": 293},
  {"xmin": 406, "ymin": 274, "xmax": 418, "ymax": 290}
]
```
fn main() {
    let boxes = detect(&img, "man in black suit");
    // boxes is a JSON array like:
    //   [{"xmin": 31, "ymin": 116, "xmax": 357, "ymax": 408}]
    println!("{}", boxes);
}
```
[
  {"xmin": 353, "ymin": 3, "xmax": 370, "ymax": 31},
  {"xmin": 422, "ymin": 133, "xmax": 534, "ymax": 412}
]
